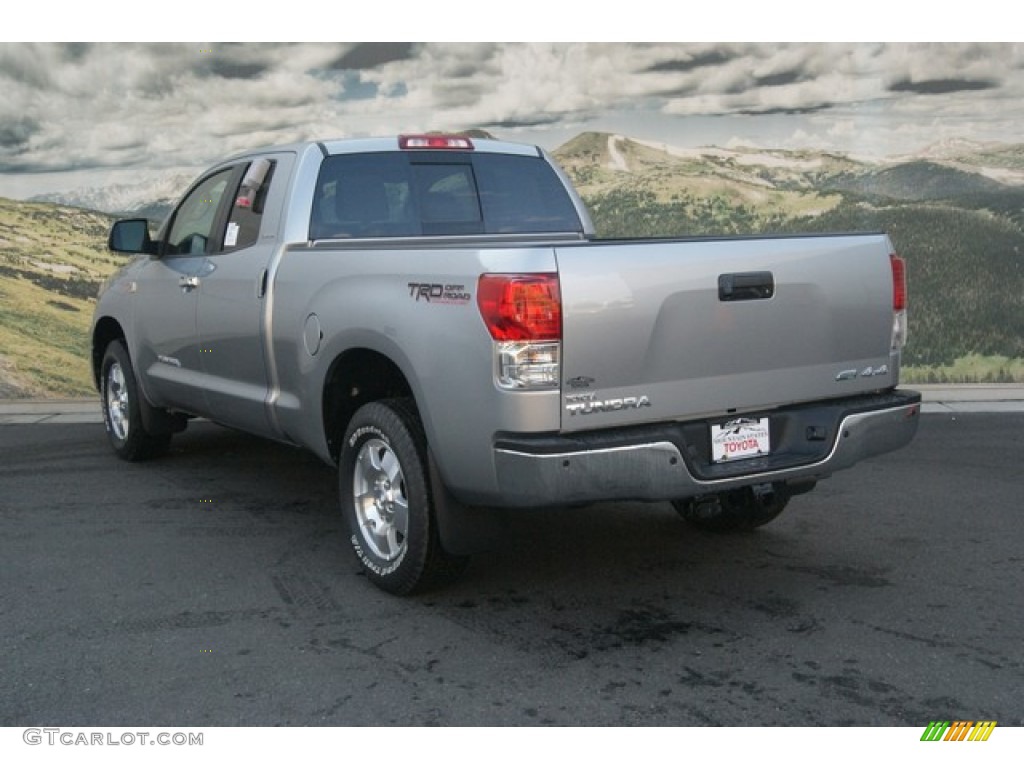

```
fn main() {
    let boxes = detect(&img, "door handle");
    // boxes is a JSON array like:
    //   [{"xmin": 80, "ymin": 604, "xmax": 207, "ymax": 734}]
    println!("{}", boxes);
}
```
[
  {"xmin": 179, "ymin": 275, "xmax": 200, "ymax": 291},
  {"xmin": 718, "ymin": 271, "xmax": 774, "ymax": 301}
]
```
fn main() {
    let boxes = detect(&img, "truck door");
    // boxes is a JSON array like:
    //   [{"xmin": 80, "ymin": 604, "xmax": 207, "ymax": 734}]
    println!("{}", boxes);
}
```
[
  {"xmin": 194, "ymin": 152, "xmax": 293, "ymax": 437},
  {"xmin": 132, "ymin": 166, "xmax": 238, "ymax": 414}
]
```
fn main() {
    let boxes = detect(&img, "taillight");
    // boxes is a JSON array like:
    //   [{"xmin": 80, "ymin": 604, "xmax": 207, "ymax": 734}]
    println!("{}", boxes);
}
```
[
  {"xmin": 477, "ymin": 274, "xmax": 561, "ymax": 341},
  {"xmin": 399, "ymin": 135, "xmax": 475, "ymax": 150},
  {"xmin": 478, "ymin": 274, "xmax": 561, "ymax": 390},
  {"xmin": 890, "ymin": 253, "xmax": 908, "ymax": 350},
  {"xmin": 890, "ymin": 254, "xmax": 907, "ymax": 311}
]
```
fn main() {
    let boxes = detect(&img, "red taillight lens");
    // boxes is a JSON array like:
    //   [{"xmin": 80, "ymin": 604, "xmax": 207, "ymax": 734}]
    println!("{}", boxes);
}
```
[
  {"xmin": 399, "ymin": 135, "xmax": 475, "ymax": 150},
  {"xmin": 477, "ymin": 274, "xmax": 561, "ymax": 341},
  {"xmin": 890, "ymin": 254, "xmax": 907, "ymax": 311}
]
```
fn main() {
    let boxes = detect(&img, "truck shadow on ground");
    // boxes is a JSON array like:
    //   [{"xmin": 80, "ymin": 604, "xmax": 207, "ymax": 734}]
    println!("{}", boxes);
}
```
[
  {"xmin": 157, "ymin": 421, "xmax": 874, "ymax": 602},
  {"xmin": 156, "ymin": 420, "xmax": 900, "ymax": 648}
]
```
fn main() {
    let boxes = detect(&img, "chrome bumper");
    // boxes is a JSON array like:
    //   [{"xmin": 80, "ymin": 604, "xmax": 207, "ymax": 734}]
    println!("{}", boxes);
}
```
[{"xmin": 493, "ymin": 392, "xmax": 920, "ymax": 507}]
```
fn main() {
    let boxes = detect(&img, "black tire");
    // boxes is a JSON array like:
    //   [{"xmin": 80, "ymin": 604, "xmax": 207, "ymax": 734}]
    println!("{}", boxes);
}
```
[
  {"xmin": 673, "ymin": 483, "xmax": 790, "ymax": 533},
  {"xmin": 339, "ymin": 398, "xmax": 468, "ymax": 595},
  {"xmin": 100, "ymin": 340, "xmax": 172, "ymax": 461}
]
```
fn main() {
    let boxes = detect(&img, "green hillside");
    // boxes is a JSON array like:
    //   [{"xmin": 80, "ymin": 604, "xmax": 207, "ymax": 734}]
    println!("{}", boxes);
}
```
[
  {"xmin": 794, "ymin": 203, "xmax": 1024, "ymax": 367},
  {"xmin": 1, "ymin": 131, "xmax": 1023, "ymax": 396},
  {"xmin": 555, "ymin": 133, "xmax": 1024, "ymax": 381},
  {"xmin": 826, "ymin": 161, "xmax": 1010, "ymax": 201},
  {"xmin": 0, "ymin": 198, "xmax": 122, "ymax": 397}
]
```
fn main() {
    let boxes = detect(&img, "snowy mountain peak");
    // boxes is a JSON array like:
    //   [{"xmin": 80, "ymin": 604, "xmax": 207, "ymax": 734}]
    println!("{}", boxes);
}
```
[
  {"xmin": 29, "ymin": 169, "xmax": 200, "ymax": 217},
  {"xmin": 913, "ymin": 138, "xmax": 997, "ymax": 160}
]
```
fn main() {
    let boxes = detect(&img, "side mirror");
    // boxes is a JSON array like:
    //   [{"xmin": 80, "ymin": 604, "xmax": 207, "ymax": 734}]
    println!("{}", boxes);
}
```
[{"xmin": 108, "ymin": 219, "xmax": 156, "ymax": 254}]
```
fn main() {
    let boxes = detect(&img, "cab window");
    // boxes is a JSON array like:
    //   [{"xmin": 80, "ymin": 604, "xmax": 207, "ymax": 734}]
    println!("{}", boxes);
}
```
[
  {"xmin": 223, "ymin": 159, "xmax": 276, "ymax": 252},
  {"xmin": 165, "ymin": 169, "xmax": 234, "ymax": 255},
  {"xmin": 310, "ymin": 153, "xmax": 417, "ymax": 239},
  {"xmin": 309, "ymin": 151, "xmax": 582, "ymax": 240}
]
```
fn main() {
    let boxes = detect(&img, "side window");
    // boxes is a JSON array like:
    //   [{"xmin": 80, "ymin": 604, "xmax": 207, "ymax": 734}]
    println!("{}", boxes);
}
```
[
  {"xmin": 223, "ymin": 159, "xmax": 276, "ymax": 252},
  {"xmin": 165, "ymin": 169, "xmax": 234, "ymax": 256}
]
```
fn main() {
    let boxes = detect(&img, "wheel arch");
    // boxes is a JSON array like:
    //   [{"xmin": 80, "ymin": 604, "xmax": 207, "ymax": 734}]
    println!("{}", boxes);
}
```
[
  {"xmin": 320, "ymin": 346, "xmax": 503, "ymax": 557},
  {"xmin": 92, "ymin": 316, "xmax": 127, "ymax": 392},
  {"xmin": 321, "ymin": 347, "xmax": 415, "ymax": 462},
  {"xmin": 93, "ymin": 316, "xmax": 186, "ymax": 437}
]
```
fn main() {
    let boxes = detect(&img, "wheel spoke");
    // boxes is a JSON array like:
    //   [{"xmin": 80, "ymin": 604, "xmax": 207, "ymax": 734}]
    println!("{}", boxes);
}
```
[
  {"xmin": 358, "ymin": 447, "xmax": 380, "ymax": 477},
  {"xmin": 367, "ymin": 444, "xmax": 387, "ymax": 473},
  {"xmin": 391, "ymin": 495, "xmax": 409, "ymax": 538},
  {"xmin": 384, "ymin": 522, "xmax": 401, "ymax": 557},
  {"xmin": 363, "ymin": 519, "xmax": 386, "ymax": 553},
  {"xmin": 355, "ymin": 493, "xmax": 381, "ymax": 525},
  {"xmin": 379, "ymin": 449, "xmax": 402, "ymax": 485}
]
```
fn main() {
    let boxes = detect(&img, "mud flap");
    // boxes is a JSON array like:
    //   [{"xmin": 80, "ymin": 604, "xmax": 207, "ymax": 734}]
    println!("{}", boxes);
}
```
[
  {"xmin": 138, "ymin": 396, "xmax": 188, "ymax": 435},
  {"xmin": 428, "ymin": 449, "xmax": 505, "ymax": 556}
]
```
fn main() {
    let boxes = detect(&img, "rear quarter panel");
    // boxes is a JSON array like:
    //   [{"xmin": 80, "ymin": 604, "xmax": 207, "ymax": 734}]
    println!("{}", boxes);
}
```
[{"xmin": 268, "ymin": 243, "xmax": 561, "ymax": 499}]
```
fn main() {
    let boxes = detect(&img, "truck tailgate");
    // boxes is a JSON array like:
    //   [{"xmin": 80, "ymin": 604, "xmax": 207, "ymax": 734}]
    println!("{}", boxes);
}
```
[{"xmin": 555, "ymin": 234, "xmax": 898, "ymax": 433}]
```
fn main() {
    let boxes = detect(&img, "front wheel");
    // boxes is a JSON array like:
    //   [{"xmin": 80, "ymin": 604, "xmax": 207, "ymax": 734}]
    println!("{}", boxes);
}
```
[
  {"xmin": 100, "ymin": 340, "xmax": 171, "ymax": 461},
  {"xmin": 338, "ymin": 399, "xmax": 467, "ymax": 595},
  {"xmin": 673, "ymin": 483, "xmax": 791, "ymax": 533}
]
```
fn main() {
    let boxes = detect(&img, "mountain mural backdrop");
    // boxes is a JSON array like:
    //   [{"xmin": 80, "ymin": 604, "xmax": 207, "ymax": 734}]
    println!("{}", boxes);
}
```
[
  {"xmin": 557, "ymin": 133, "xmax": 1024, "ymax": 377},
  {"xmin": 2, "ymin": 131, "xmax": 1023, "ymax": 397}
]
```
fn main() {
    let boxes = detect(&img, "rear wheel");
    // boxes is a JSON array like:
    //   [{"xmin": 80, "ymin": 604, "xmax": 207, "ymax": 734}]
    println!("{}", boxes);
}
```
[
  {"xmin": 339, "ymin": 398, "xmax": 467, "ymax": 595},
  {"xmin": 100, "ymin": 340, "xmax": 172, "ymax": 461},
  {"xmin": 673, "ymin": 483, "xmax": 790, "ymax": 533}
]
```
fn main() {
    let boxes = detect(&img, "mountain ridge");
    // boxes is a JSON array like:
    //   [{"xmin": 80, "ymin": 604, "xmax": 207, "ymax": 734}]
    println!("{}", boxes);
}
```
[{"xmin": 2, "ymin": 131, "xmax": 1023, "ymax": 396}]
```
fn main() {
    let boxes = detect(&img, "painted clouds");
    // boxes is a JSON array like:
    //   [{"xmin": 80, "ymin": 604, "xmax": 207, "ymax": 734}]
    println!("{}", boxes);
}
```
[{"xmin": 1, "ymin": 42, "xmax": 1022, "ymax": 182}]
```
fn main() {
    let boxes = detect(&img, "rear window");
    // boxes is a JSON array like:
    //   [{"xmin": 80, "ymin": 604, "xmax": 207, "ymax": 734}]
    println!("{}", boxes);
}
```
[{"xmin": 309, "ymin": 151, "xmax": 582, "ymax": 240}]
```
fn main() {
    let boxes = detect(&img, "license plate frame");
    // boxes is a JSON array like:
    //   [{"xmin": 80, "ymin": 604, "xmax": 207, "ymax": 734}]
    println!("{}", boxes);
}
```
[{"xmin": 710, "ymin": 417, "xmax": 771, "ymax": 463}]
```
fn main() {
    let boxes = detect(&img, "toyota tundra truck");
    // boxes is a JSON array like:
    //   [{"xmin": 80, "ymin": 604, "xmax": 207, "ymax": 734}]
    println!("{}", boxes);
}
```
[{"xmin": 91, "ymin": 134, "xmax": 921, "ymax": 594}]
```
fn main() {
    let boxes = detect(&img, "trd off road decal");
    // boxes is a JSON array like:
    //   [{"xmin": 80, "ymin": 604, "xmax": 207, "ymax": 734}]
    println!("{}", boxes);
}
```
[{"xmin": 407, "ymin": 282, "xmax": 471, "ymax": 305}]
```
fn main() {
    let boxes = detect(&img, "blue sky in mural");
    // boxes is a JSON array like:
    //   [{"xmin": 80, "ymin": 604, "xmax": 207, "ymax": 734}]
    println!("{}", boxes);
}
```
[{"xmin": 1, "ymin": 42, "xmax": 1021, "ymax": 198}]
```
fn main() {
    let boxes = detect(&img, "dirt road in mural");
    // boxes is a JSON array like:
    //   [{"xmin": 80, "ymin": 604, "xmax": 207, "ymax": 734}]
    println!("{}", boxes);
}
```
[{"xmin": 2, "ymin": 131, "xmax": 1023, "ymax": 396}]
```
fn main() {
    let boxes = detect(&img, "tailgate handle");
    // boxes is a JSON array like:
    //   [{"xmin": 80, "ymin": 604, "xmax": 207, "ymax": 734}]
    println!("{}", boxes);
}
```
[{"xmin": 719, "ymin": 271, "xmax": 774, "ymax": 302}]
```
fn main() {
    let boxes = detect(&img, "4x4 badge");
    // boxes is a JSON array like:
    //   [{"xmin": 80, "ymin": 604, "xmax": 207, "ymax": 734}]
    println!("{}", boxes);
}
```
[{"xmin": 836, "ymin": 364, "xmax": 888, "ymax": 381}]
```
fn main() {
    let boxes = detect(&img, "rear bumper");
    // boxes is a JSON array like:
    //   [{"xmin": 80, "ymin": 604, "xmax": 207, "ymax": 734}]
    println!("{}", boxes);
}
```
[{"xmin": 491, "ymin": 390, "xmax": 921, "ymax": 507}]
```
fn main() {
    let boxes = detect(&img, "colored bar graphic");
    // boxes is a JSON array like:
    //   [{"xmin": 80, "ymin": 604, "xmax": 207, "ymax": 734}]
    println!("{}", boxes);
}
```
[
  {"xmin": 968, "ymin": 722, "xmax": 997, "ymax": 742},
  {"xmin": 944, "ymin": 721, "xmax": 972, "ymax": 741},
  {"xmin": 921, "ymin": 721, "xmax": 950, "ymax": 741},
  {"xmin": 920, "ymin": 720, "xmax": 996, "ymax": 742}
]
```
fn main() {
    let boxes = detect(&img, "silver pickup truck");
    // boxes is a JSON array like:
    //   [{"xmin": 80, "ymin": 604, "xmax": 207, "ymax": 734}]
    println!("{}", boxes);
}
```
[{"xmin": 91, "ymin": 134, "xmax": 920, "ymax": 594}]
